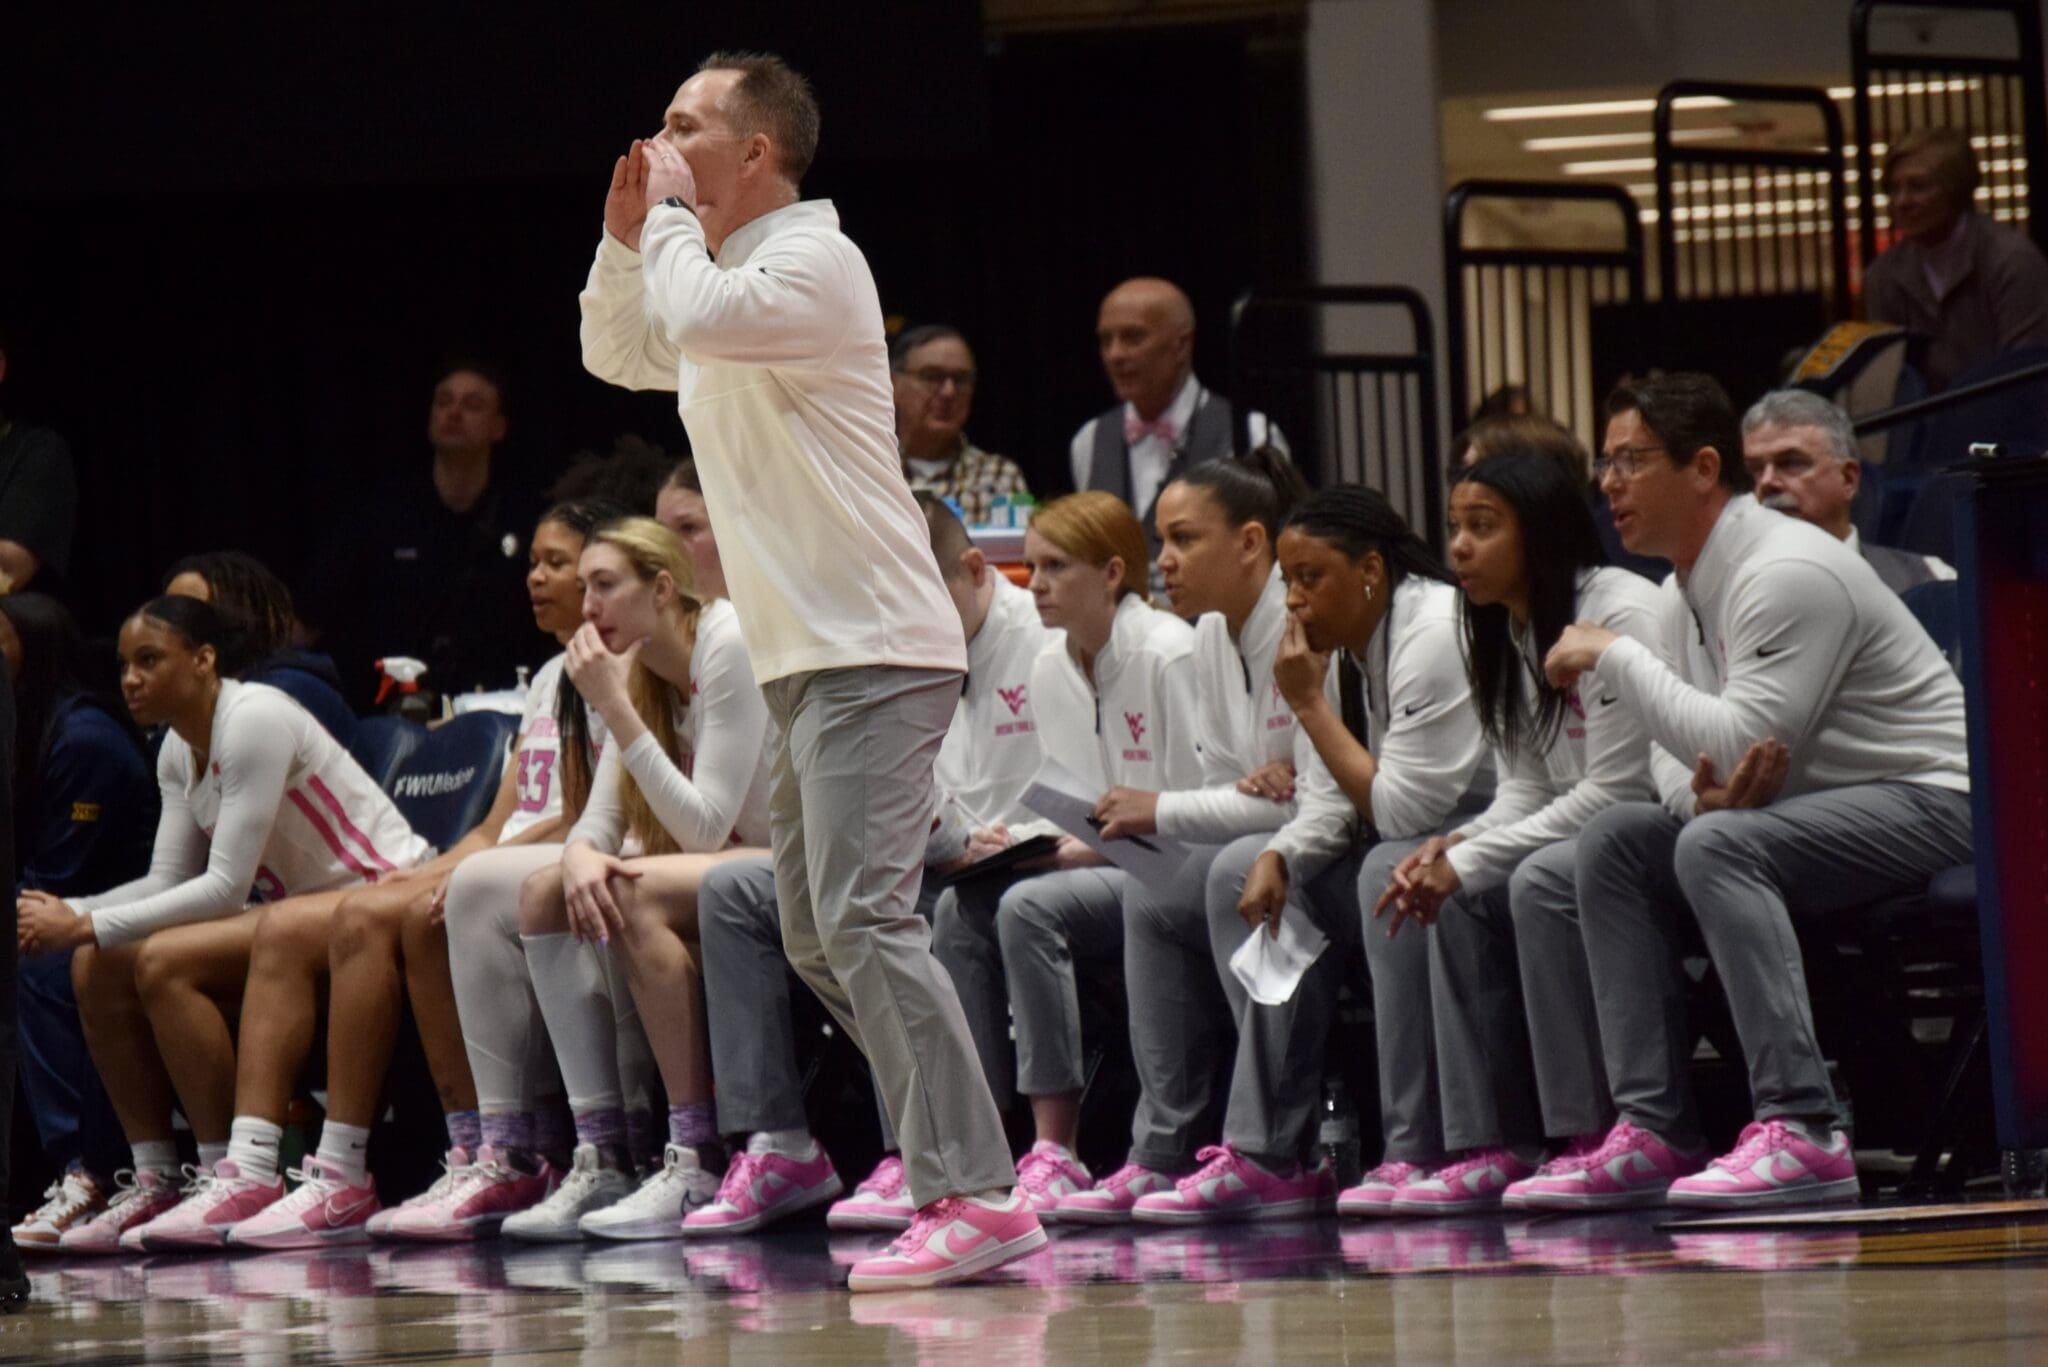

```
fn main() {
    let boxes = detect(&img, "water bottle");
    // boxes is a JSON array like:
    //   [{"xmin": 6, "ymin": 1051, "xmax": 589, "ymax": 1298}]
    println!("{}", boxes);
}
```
[
  {"xmin": 1318, "ymin": 1077, "xmax": 1362, "ymax": 1188},
  {"xmin": 985, "ymin": 493, "xmax": 1010, "ymax": 530}
]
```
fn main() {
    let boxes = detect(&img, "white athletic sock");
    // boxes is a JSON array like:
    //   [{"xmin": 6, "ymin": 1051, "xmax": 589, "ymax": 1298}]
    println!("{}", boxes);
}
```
[
  {"xmin": 226, "ymin": 1117, "xmax": 284, "ymax": 1184},
  {"xmin": 196, "ymin": 1140, "xmax": 230, "ymax": 1171},
  {"xmin": 315, "ymin": 1120, "xmax": 373, "ymax": 1187},
  {"xmin": 131, "ymin": 1140, "xmax": 179, "ymax": 1176},
  {"xmin": 752, "ymin": 1129, "xmax": 816, "ymax": 1160}
]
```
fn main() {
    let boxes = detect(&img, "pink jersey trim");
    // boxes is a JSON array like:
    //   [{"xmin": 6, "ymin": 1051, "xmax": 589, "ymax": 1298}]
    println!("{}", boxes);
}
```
[
  {"xmin": 305, "ymin": 774, "xmax": 399, "ymax": 874},
  {"xmin": 285, "ymin": 789, "xmax": 376, "ymax": 883}
]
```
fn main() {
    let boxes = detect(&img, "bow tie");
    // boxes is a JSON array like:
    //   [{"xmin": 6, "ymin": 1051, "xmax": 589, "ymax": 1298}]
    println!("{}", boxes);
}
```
[{"xmin": 1123, "ymin": 412, "xmax": 1182, "ymax": 446}]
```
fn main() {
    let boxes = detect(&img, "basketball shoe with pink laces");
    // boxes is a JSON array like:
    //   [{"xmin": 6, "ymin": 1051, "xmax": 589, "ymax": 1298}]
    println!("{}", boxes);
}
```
[
  {"xmin": 1389, "ymin": 1148, "xmax": 1537, "ymax": 1215},
  {"xmin": 681, "ymin": 1135, "xmax": 842, "ymax": 1236},
  {"xmin": 1130, "ymin": 1145, "xmax": 1335, "ymax": 1225},
  {"xmin": 1012, "ymin": 1141, "xmax": 1092, "ymax": 1222},
  {"xmin": 1501, "ymin": 1121, "xmax": 1706, "ymax": 1212},
  {"xmin": 827, "ymin": 1154, "xmax": 915, "ymax": 1232},
  {"xmin": 844, "ymin": 1189, "xmax": 1047, "ymax": 1292},
  {"xmin": 1054, "ymin": 1162, "xmax": 1177, "ymax": 1224},
  {"xmin": 1664, "ymin": 1120, "xmax": 1859, "ymax": 1209},
  {"xmin": 1336, "ymin": 1159, "xmax": 1428, "ymax": 1218}
]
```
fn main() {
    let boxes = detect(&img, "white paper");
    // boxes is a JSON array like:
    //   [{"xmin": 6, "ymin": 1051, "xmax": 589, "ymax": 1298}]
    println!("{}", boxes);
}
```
[
  {"xmin": 1229, "ymin": 903, "xmax": 1330, "ymax": 1006},
  {"xmin": 1019, "ymin": 757, "xmax": 1197, "ymax": 887}
]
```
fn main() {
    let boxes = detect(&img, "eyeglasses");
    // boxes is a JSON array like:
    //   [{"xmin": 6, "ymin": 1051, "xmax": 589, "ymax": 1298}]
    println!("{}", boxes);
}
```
[
  {"xmin": 904, "ymin": 367, "xmax": 977, "ymax": 391},
  {"xmin": 1593, "ymin": 445, "xmax": 1668, "ymax": 481}
]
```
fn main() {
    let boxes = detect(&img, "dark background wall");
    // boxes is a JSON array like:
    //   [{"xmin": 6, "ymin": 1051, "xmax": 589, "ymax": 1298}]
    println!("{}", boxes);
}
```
[{"xmin": 0, "ymin": 4, "xmax": 1306, "ymax": 637}]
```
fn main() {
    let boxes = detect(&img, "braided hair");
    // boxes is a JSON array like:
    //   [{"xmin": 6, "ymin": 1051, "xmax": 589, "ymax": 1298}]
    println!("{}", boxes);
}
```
[{"xmin": 1280, "ymin": 484, "xmax": 1454, "ymax": 589}]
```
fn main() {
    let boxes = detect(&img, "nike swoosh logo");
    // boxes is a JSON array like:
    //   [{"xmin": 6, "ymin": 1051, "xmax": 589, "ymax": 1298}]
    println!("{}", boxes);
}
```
[
  {"xmin": 324, "ymin": 1194, "xmax": 376, "ymax": 1225},
  {"xmin": 1757, "ymin": 644, "xmax": 1789, "ymax": 658},
  {"xmin": 1402, "ymin": 704, "xmax": 1421, "ymax": 717},
  {"xmin": 940, "ymin": 1222, "xmax": 999, "ymax": 1257},
  {"xmin": 1598, "ymin": 695, "xmax": 1618, "ymax": 707}
]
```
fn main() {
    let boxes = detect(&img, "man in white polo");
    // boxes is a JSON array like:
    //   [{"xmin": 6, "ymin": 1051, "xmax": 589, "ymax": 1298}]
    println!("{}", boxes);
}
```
[{"xmin": 578, "ymin": 50, "xmax": 1040, "ymax": 1290}]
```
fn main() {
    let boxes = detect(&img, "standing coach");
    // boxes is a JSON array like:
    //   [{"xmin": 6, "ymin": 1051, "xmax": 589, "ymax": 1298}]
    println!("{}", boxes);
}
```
[{"xmin": 577, "ymin": 51, "xmax": 1041, "ymax": 1290}]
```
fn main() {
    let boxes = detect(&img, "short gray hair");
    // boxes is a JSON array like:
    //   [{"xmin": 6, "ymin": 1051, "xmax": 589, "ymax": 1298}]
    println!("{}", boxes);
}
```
[{"xmin": 1741, "ymin": 389, "xmax": 1857, "ymax": 465}]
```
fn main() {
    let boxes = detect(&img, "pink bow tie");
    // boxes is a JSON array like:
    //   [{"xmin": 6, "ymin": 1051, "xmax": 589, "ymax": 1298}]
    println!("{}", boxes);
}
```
[{"xmin": 1124, "ymin": 412, "xmax": 1181, "ymax": 445}]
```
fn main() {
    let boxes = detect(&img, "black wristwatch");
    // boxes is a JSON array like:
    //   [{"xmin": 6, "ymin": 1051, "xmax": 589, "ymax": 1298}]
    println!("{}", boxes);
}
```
[{"xmin": 661, "ymin": 196, "xmax": 690, "ymax": 211}]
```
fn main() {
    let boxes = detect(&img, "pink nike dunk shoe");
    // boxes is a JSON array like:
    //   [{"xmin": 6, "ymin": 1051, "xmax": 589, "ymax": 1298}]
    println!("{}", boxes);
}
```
[
  {"xmin": 681, "ymin": 1136, "xmax": 842, "ymax": 1236},
  {"xmin": 1665, "ymin": 1120, "xmax": 1859, "ymax": 1209},
  {"xmin": 845, "ymin": 1189, "xmax": 1046, "ymax": 1292}
]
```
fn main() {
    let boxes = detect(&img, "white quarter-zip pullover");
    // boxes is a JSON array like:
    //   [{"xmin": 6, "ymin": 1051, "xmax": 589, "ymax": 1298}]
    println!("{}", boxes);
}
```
[
  {"xmin": 1154, "ymin": 566, "xmax": 1302, "ymax": 843},
  {"xmin": 579, "ymin": 202, "xmax": 966, "ymax": 684}
]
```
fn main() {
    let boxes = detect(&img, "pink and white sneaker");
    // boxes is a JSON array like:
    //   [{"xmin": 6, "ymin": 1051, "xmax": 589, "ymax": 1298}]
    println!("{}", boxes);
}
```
[
  {"xmin": 55, "ymin": 1168, "xmax": 183, "ymax": 1256},
  {"xmin": 1129, "ymin": 1145, "xmax": 1335, "ymax": 1225},
  {"xmin": 135, "ymin": 1158, "xmax": 285, "ymax": 1250},
  {"xmin": 226, "ymin": 1159, "xmax": 382, "ymax": 1249},
  {"xmin": 1501, "ymin": 1121, "xmax": 1706, "ymax": 1212},
  {"xmin": 1389, "ymin": 1148, "xmax": 1537, "ymax": 1215},
  {"xmin": 1665, "ymin": 1120, "xmax": 1859, "ymax": 1209},
  {"xmin": 1054, "ymin": 1162, "xmax": 1175, "ymax": 1224},
  {"xmin": 826, "ymin": 1154, "xmax": 916, "ymax": 1232},
  {"xmin": 366, "ymin": 1147, "xmax": 469, "ymax": 1240},
  {"xmin": 681, "ymin": 1134, "xmax": 843, "ymax": 1236},
  {"xmin": 374, "ymin": 1145, "xmax": 556, "ymax": 1242},
  {"xmin": 1013, "ymin": 1141, "xmax": 1092, "ymax": 1223},
  {"xmin": 844, "ymin": 1189, "xmax": 1047, "ymax": 1292},
  {"xmin": 1336, "ymin": 1160, "xmax": 1427, "ymax": 1218}
]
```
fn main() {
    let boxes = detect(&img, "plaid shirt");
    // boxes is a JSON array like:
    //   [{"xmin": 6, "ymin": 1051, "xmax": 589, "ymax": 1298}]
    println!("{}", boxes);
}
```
[{"xmin": 903, "ymin": 439, "xmax": 1032, "ymax": 525}]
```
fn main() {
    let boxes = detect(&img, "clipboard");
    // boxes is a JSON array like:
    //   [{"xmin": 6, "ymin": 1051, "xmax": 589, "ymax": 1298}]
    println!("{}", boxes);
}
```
[{"xmin": 930, "ymin": 834, "xmax": 1062, "ymax": 889}]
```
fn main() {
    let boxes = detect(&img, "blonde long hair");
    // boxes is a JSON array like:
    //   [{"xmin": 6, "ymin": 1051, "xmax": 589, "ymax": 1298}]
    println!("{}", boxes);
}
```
[
  {"xmin": 1030, "ymin": 491, "xmax": 1151, "ymax": 601},
  {"xmin": 590, "ymin": 517, "xmax": 702, "ymax": 856}
]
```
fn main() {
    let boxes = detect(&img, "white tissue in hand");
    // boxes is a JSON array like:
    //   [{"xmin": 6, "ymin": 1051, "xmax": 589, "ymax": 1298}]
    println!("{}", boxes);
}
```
[{"xmin": 1229, "ymin": 903, "xmax": 1330, "ymax": 1006}]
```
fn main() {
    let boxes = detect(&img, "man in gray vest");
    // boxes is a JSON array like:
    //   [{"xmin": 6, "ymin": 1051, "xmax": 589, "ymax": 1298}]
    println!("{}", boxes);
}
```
[
  {"xmin": 1067, "ymin": 277, "xmax": 1285, "ymax": 585},
  {"xmin": 1740, "ymin": 389, "xmax": 1954, "ymax": 596}
]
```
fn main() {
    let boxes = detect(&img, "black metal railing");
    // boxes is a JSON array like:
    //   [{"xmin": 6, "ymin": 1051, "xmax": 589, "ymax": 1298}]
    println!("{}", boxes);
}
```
[
  {"xmin": 1442, "ymin": 180, "xmax": 1646, "ymax": 447},
  {"xmin": 1851, "ymin": 0, "xmax": 2048, "ymax": 261},
  {"xmin": 1229, "ymin": 286, "xmax": 1444, "ymax": 547}
]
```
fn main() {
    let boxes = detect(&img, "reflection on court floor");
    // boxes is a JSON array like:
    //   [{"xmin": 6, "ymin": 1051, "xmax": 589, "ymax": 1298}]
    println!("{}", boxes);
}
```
[{"xmin": 10, "ymin": 1209, "xmax": 2048, "ymax": 1364}]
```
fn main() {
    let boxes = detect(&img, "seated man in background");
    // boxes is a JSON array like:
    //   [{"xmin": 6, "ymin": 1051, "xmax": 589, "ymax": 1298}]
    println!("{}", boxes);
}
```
[
  {"xmin": 298, "ymin": 361, "xmax": 543, "ymax": 708},
  {"xmin": 1740, "ymin": 388, "xmax": 1954, "ymax": 595},
  {"xmin": 0, "ymin": 320, "xmax": 79, "ymax": 597},
  {"xmin": 1863, "ymin": 127, "xmax": 2048, "ymax": 390},
  {"xmin": 1068, "ymin": 277, "xmax": 1285, "ymax": 582},
  {"xmin": 893, "ymin": 324, "xmax": 1030, "ymax": 525},
  {"xmin": 1523, "ymin": 373, "xmax": 1971, "ymax": 1212}
]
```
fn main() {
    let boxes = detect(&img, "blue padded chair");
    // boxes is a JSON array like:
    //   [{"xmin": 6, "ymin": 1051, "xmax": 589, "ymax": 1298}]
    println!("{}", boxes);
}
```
[
  {"xmin": 348, "ymin": 716, "xmax": 428, "ymax": 790},
  {"xmin": 385, "ymin": 711, "xmax": 519, "ymax": 851},
  {"xmin": 1902, "ymin": 578, "xmax": 1962, "ymax": 665}
]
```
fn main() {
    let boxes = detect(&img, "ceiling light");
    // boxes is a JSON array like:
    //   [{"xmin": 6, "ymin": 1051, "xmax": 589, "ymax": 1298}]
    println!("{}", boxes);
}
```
[
  {"xmin": 1484, "ymin": 95, "xmax": 1733, "ymax": 122},
  {"xmin": 1562, "ymin": 157, "xmax": 1658, "ymax": 175},
  {"xmin": 1524, "ymin": 127, "xmax": 1742, "ymax": 152}
]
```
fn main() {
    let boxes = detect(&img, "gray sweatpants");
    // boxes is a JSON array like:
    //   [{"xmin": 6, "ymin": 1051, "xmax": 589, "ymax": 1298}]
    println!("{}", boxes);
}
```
[
  {"xmin": 697, "ymin": 853, "xmax": 937, "ymax": 1146},
  {"xmin": 760, "ymin": 666, "xmax": 1013, "ymax": 1207},
  {"xmin": 1362, "ymin": 865, "xmax": 1541, "ymax": 1157},
  {"xmin": 1570, "ymin": 784, "xmax": 1972, "ymax": 1141},
  {"xmin": 931, "ymin": 866, "xmax": 1127, "ymax": 1103},
  {"xmin": 1206, "ymin": 834, "xmax": 1368, "ymax": 1170},
  {"xmin": 1122, "ymin": 845, "xmax": 1234, "ymax": 1173},
  {"xmin": 1507, "ymin": 837, "xmax": 1618, "ymax": 1141}
]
